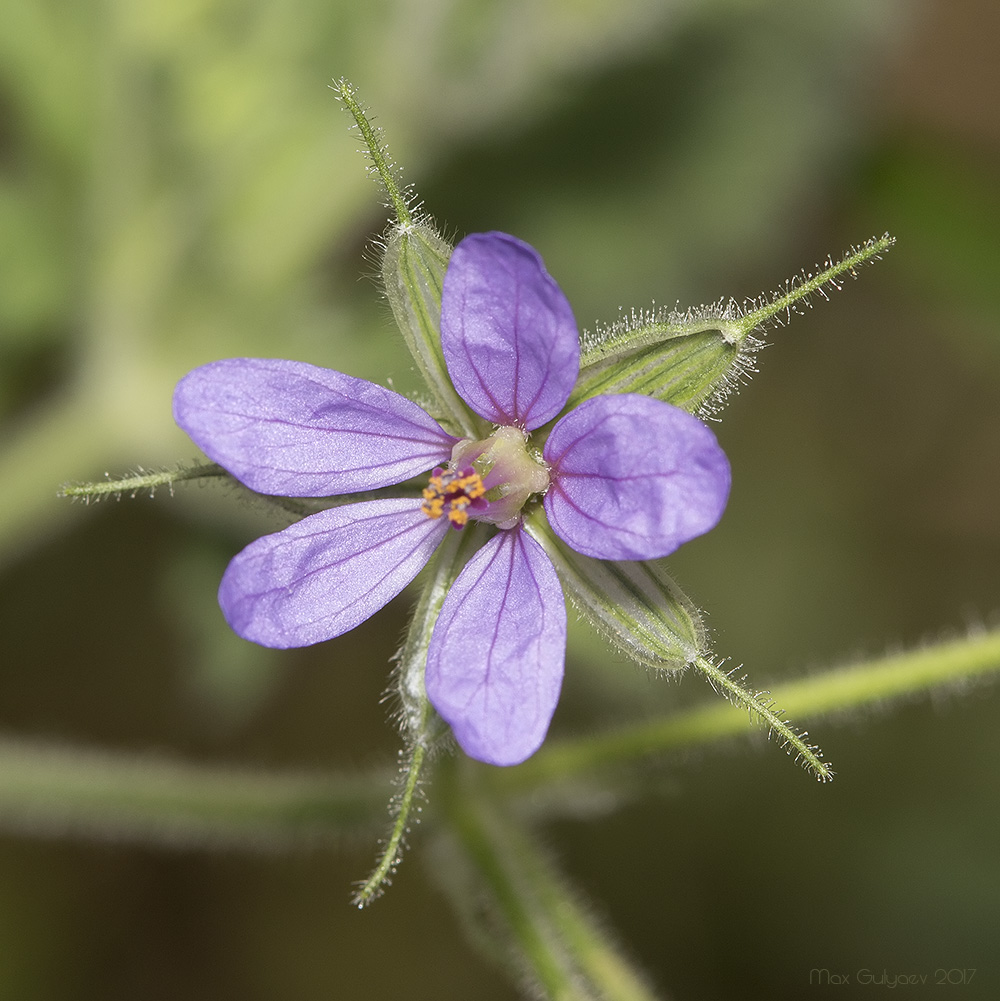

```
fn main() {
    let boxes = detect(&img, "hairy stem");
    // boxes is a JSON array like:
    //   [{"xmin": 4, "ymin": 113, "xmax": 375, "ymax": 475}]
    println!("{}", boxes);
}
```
[
  {"xmin": 693, "ymin": 655, "xmax": 833, "ymax": 781},
  {"xmin": 445, "ymin": 772, "xmax": 665, "ymax": 1001},
  {"xmin": 501, "ymin": 628, "xmax": 1000, "ymax": 792},
  {"xmin": 334, "ymin": 79, "xmax": 412, "ymax": 228},
  {"xmin": 728, "ymin": 232, "xmax": 896, "ymax": 341},
  {"xmin": 352, "ymin": 527, "xmax": 482, "ymax": 905},
  {"xmin": 0, "ymin": 737, "xmax": 389, "ymax": 848},
  {"xmin": 58, "ymin": 462, "xmax": 229, "ymax": 501},
  {"xmin": 351, "ymin": 741, "xmax": 428, "ymax": 907}
]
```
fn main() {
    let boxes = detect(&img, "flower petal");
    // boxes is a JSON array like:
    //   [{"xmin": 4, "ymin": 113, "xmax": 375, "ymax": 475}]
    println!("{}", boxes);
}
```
[
  {"xmin": 441, "ymin": 232, "xmax": 579, "ymax": 430},
  {"xmin": 219, "ymin": 498, "xmax": 448, "ymax": 648},
  {"xmin": 173, "ymin": 358, "xmax": 456, "ymax": 495},
  {"xmin": 543, "ymin": 394, "xmax": 730, "ymax": 560},
  {"xmin": 425, "ymin": 527, "xmax": 566, "ymax": 766}
]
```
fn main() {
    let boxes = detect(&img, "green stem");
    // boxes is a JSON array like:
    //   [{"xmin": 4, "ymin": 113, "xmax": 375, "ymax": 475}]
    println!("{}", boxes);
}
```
[
  {"xmin": 727, "ymin": 232, "xmax": 895, "ymax": 342},
  {"xmin": 693, "ymin": 655, "xmax": 833, "ymax": 781},
  {"xmin": 453, "ymin": 800, "xmax": 576, "ymax": 1000},
  {"xmin": 0, "ymin": 737, "xmax": 390, "ymax": 848},
  {"xmin": 765, "ymin": 627, "xmax": 1000, "ymax": 716},
  {"xmin": 445, "ymin": 772, "xmax": 665, "ymax": 1001},
  {"xmin": 501, "ymin": 628, "xmax": 1000, "ymax": 792},
  {"xmin": 58, "ymin": 461, "xmax": 228, "ymax": 501},
  {"xmin": 514, "ymin": 828, "xmax": 664, "ymax": 1001},
  {"xmin": 335, "ymin": 79, "xmax": 412, "ymax": 228},
  {"xmin": 351, "ymin": 741, "xmax": 428, "ymax": 908}
]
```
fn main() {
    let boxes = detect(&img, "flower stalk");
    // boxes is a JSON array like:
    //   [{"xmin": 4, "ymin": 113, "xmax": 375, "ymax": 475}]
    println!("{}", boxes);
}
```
[{"xmin": 443, "ymin": 766, "xmax": 663, "ymax": 1001}]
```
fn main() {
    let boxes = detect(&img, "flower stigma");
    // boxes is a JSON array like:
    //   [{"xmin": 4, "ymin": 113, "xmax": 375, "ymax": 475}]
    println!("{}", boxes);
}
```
[{"xmin": 422, "ymin": 426, "xmax": 550, "ymax": 531}]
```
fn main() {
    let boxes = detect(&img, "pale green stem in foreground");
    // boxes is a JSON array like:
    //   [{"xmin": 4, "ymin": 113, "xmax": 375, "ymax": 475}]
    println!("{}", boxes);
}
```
[
  {"xmin": 335, "ymin": 79, "xmax": 412, "ymax": 229},
  {"xmin": 445, "ymin": 773, "xmax": 665, "ymax": 1001},
  {"xmin": 499, "ymin": 628, "xmax": 1000, "ymax": 792},
  {"xmin": 0, "ymin": 738, "xmax": 390, "ymax": 847}
]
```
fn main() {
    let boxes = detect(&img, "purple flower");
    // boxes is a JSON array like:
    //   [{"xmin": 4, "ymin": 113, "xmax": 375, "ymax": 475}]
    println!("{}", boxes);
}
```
[{"xmin": 173, "ymin": 232, "xmax": 730, "ymax": 766}]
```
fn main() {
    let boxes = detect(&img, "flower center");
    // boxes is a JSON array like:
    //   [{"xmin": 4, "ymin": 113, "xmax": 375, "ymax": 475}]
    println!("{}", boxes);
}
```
[
  {"xmin": 421, "ymin": 426, "xmax": 550, "ymax": 531},
  {"xmin": 421, "ymin": 466, "xmax": 487, "ymax": 529}
]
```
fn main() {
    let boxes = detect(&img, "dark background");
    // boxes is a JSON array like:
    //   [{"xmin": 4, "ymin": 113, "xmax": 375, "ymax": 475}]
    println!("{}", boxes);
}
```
[{"xmin": 1, "ymin": 0, "xmax": 998, "ymax": 997}]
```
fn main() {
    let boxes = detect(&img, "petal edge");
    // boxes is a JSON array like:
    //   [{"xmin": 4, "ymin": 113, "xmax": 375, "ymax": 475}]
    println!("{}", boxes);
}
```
[
  {"xmin": 425, "ymin": 528, "xmax": 566, "ymax": 766},
  {"xmin": 174, "ymin": 358, "xmax": 456, "ymax": 496},
  {"xmin": 219, "ymin": 498, "xmax": 448, "ymax": 648},
  {"xmin": 441, "ymin": 233, "xmax": 579, "ymax": 430}
]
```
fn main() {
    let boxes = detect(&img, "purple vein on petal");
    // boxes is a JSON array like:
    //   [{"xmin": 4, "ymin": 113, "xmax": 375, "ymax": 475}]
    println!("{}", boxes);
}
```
[
  {"xmin": 441, "ymin": 233, "xmax": 579, "ymax": 430},
  {"xmin": 543, "ymin": 394, "xmax": 731, "ymax": 561},
  {"xmin": 425, "ymin": 527, "xmax": 565, "ymax": 766},
  {"xmin": 174, "ymin": 358, "xmax": 456, "ymax": 496},
  {"xmin": 454, "ymin": 287, "xmax": 507, "ymax": 422},
  {"xmin": 219, "ymin": 498, "xmax": 449, "ymax": 648}
]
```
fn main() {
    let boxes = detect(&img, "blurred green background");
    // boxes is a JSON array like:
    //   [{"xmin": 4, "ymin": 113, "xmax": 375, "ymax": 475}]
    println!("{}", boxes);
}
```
[{"xmin": 1, "ymin": 0, "xmax": 998, "ymax": 997}]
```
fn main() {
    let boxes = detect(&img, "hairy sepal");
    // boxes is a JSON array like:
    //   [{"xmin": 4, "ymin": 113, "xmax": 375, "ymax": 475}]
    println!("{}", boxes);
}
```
[
  {"xmin": 568, "ymin": 234, "xmax": 895, "ymax": 417},
  {"xmin": 525, "ymin": 510, "xmax": 706, "ymax": 673},
  {"xmin": 567, "ymin": 307, "xmax": 749, "ymax": 416},
  {"xmin": 381, "ymin": 222, "xmax": 482, "ymax": 438},
  {"xmin": 393, "ymin": 523, "xmax": 487, "ymax": 743},
  {"xmin": 353, "ymin": 524, "xmax": 486, "ymax": 907}
]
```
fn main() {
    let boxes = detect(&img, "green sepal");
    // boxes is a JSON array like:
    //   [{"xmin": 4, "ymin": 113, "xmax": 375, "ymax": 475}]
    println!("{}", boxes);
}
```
[
  {"xmin": 524, "ymin": 509, "xmax": 706, "ymax": 672},
  {"xmin": 381, "ymin": 222, "xmax": 482, "ymax": 439},
  {"xmin": 336, "ymin": 79, "xmax": 481, "ymax": 438},
  {"xmin": 393, "ymin": 522, "xmax": 487, "ymax": 741},
  {"xmin": 568, "ymin": 233, "xmax": 895, "ymax": 417},
  {"xmin": 567, "ymin": 313, "xmax": 746, "ymax": 415}
]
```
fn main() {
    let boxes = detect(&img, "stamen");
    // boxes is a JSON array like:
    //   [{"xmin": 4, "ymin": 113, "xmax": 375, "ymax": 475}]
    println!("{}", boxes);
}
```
[{"xmin": 421, "ymin": 466, "xmax": 486, "ymax": 530}]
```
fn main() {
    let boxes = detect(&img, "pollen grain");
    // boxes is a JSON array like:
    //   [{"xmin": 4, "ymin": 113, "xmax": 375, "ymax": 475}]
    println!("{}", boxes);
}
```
[{"xmin": 421, "ymin": 466, "xmax": 486, "ymax": 529}]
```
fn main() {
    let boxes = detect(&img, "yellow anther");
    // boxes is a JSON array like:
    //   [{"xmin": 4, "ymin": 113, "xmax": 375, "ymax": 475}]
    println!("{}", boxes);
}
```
[
  {"xmin": 422, "ymin": 497, "xmax": 444, "ymax": 519},
  {"xmin": 457, "ymin": 473, "xmax": 485, "ymax": 498},
  {"xmin": 420, "ymin": 465, "xmax": 485, "ymax": 527}
]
